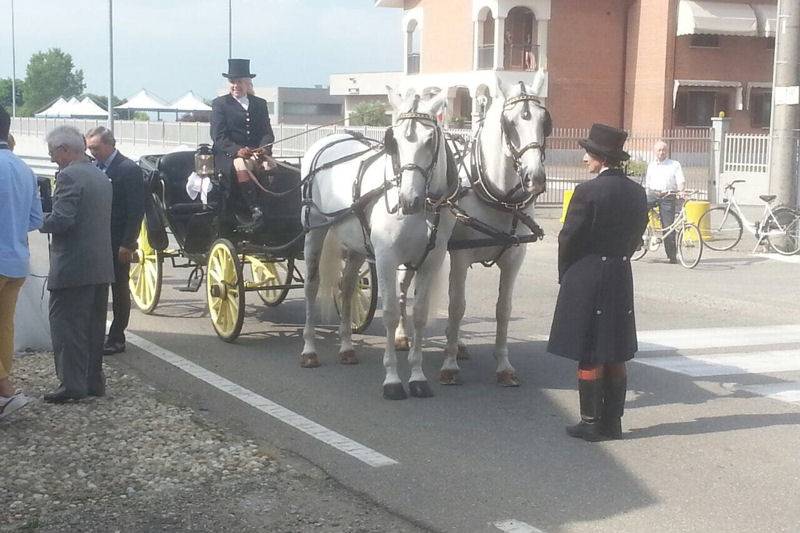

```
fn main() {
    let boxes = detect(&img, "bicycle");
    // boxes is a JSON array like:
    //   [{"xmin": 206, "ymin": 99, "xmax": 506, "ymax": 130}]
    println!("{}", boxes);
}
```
[
  {"xmin": 631, "ymin": 190, "xmax": 704, "ymax": 269},
  {"xmin": 698, "ymin": 180, "xmax": 800, "ymax": 256}
]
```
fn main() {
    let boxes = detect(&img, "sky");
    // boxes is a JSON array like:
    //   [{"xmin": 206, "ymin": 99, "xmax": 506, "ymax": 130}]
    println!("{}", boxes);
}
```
[{"xmin": 1, "ymin": 0, "xmax": 403, "ymax": 102}]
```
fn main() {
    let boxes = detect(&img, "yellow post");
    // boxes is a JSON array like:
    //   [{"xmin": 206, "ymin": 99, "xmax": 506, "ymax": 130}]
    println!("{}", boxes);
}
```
[
  {"xmin": 684, "ymin": 200, "xmax": 710, "ymax": 241},
  {"xmin": 560, "ymin": 189, "xmax": 574, "ymax": 223}
]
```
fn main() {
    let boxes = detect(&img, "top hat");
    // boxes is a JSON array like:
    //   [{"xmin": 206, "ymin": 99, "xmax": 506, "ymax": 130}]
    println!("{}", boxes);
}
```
[
  {"xmin": 578, "ymin": 123, "xmax": 630, "ymax": 162},
  {"xmin": 222, "ymin": 58, "xmax": 256, "ymax": 79}
]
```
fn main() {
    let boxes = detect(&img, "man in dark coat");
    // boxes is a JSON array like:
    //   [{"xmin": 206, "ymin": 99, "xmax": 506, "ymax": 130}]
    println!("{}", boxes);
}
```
[
  {"xmin": 548, "ymin": 124, "xmax": 648, "ymax": 442},
  {"xmin": 210, "ymin": 58, "xmax": 275, "ymax": 228},
  {"xmin": 85, "ymin": 127, "xmax": 145, "ymax": 356},
  {"xmin": 40, "ymin": 126, "xmax": 115, "ymax": 402}
]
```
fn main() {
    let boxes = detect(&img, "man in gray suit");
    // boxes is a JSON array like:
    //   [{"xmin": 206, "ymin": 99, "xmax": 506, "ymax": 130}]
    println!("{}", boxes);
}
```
[{"xmin": 40, "ymin": 126, "xmax": 114, "ymax": 403}]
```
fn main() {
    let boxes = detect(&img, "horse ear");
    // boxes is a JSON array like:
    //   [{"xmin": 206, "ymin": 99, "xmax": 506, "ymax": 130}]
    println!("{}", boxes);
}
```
[
  {"xmin": 426, "ymin": 90, "xmax": 448, "ymax": 118},
  {"xmin": 386, "ymin": 86, "xmax": 403, "ymax": 112},
  {"xmin": 529, "ymin": 70, "xmax": 546, "ymax": 97}
]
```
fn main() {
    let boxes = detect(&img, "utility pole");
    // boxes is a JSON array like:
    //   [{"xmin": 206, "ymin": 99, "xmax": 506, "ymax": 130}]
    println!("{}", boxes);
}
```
[
  {"xmin": 11, "ymin": 0, "xmax": 17, "ymax": 117},
  {"xmin": 768, "ymin": 0, "xmax": 799, "ymax": 209},
  {"xmin": 228, "ymin": 0, "xmax": 232, "ymax": 59},
  {"xmin": 108, "ymin": 0, "xmax": 115, "ymax": 130}
]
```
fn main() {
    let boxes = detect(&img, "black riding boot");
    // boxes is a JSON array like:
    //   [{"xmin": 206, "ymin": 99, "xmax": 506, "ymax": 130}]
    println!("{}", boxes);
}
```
[
  {"xmin": 237, "ymin": 178, "xmax": 263, "ymax": 230},
  {"xmin": 566, "ymin": 377, "xmax": 605, "ymax": 442},
  {"xmin": 601, "ymin": 373, "xmax": 627, "ymax": 439}
]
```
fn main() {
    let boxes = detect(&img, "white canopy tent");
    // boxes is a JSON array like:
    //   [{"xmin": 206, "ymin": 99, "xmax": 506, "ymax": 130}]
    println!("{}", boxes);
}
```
[
  {"xmin": 677, "ymin": 1, "xmax": 759, "ymax": 37},
  {"xmin": 34, "ymin": 96, "xmax": 107, "ymax": 118},
  {"xmin": 116, "ymin": 89, "xmax": 172, "ymax": 112},
  {"xmin": 170, "ymin": 91, "xmax": 211, "ymax": 112}
]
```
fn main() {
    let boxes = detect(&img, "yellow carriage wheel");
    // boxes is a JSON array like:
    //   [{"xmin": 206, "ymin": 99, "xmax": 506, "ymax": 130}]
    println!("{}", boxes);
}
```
[
  {"xmin": 206, "ymin": 239, "xmax": 246, "ymax": 342},
  {"xmin": 129, "ymin": 222, "xmax": 162, "ymax": 314},
  {"xmin": 334, "ymin": 261, "xmax": 378, "ymax": 334},
  {"xmin": 248, "ymin": 256, "xmax": 294, "ymax": 307}
]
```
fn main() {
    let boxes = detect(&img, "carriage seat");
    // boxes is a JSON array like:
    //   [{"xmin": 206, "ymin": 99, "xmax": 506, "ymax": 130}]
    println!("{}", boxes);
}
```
[{"xmin": 156, "ymin": 150, "xmax": 217, "ymax": 215}]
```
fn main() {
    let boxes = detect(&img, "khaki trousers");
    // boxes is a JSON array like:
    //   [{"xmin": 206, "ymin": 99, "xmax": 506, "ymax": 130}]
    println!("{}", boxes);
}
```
[{"xmin": 0, "ymin": 276, "xmax": 26, "ymax": 381}]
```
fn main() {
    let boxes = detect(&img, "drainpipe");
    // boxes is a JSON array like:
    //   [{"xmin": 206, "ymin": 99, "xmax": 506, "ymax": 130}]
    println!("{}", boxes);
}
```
[{"xmin": 620, "ymin": 0, "xmax": 632, "ymax": 129}]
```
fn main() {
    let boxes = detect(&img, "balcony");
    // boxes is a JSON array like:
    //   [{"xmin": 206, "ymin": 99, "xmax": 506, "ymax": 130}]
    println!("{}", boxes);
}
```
[
  {"xmin": 504, "ymin": 44, "xmax": 538, "ymax": 71},
  {"xmin": 407, "ymin": 53, "xmax": 420, "ymax": 74},
  {"xmin": 477, "ymin": 45, "xmax": 494, "ymax": 70}
]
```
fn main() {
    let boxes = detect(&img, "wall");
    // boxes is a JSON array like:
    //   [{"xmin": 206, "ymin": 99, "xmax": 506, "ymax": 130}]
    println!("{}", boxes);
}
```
[
  {"xmin": 547, "ymin": 0, "xmax": 628, "ymax": 128},
  {"xmin": 410, "ymin": 0, "xmax": 474, "ymax": 74}
]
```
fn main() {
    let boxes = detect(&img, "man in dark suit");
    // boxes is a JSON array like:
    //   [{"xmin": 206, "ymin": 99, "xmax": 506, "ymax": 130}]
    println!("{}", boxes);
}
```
[
  {"xmin": 41, "ymin": 126, "xmax": 115, "ymax": 403},
  {"xmin": 85, "ymin": 126, "xmax": 145, "ymax": 355},
  {"xmin": 211, "ymin": 58, "xmax": 275, "ymax": 228}
]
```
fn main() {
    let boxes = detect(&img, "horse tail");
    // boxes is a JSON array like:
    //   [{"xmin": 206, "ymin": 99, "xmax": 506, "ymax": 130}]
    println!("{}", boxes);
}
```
[{"xmin": 317, "ymin": 228, "xmax": 342, "ymax": 323}]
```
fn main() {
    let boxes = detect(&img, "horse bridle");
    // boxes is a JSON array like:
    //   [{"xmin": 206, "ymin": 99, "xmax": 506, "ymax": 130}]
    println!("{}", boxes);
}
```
[
  {"xmin": 500, "ymin": 92, "xmax": 549, "ymax": 170},
  {"xmin": 390, "ymin": 110, "xmax": 442, "ymax": 189}
]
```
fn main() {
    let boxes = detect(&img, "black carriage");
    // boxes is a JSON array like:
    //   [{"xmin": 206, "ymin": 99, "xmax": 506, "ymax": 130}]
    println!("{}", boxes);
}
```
[{"xmin": 129, "ymin": 146, "xmax": 377, "ymax": 342}]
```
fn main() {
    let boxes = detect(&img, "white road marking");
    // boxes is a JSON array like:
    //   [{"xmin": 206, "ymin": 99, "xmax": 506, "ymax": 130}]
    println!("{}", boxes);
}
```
[
  {"xmin": 494, "ymin": 519, "xmax": 546, "ymax": 533},
  {"xmin": 636, "ymin": 325, "xmax": 800, "ymax": 352},
  {"xmin": 634, "ymin": 349, "xmax": 800, "ymax": 377},
  {"xmin": 737, "ymin": 382, "xmax": 800, "ymax": 403},
  {"xmin": 125, "ymin": 331, "xmax": 398, "ymax": 468},
  {"xmin": 756, "ymin": 253, "xmax": 800, "ymax": 264}
]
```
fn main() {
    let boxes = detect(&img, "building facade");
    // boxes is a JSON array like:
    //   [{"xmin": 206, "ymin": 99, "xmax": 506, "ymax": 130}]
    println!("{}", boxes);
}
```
[{"xmin": 367, "ymin": 0, "xmax": 776, "ymax": 132}]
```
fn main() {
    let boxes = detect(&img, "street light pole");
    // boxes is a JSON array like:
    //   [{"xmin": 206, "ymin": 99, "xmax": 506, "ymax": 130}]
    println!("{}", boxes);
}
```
[
  {"xmin": 228, "ymin": 0, "xmax": 232, "ymax": 59},
  {"xmin": 108, "ymin": 0, "xmax": 114, "ymax": 130},
  {"xmin": 11, "ymin": 0, "xmax": 17, "ymax": 118},
  {"xmin": 768, "ymin": 0, "xmax": 800, "ymax": 208}
]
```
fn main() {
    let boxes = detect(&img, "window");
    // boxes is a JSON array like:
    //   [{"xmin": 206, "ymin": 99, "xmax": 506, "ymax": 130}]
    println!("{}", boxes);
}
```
[
  {"xmin": 690, "ymin": 34, "xmax": 720, "ymax": 48},
  {"xmin": 407, "ymin": 20, "xmax": 421, "ymax": 74},
  {"xmin": 504, "ymin": 7, "xmax": 537, "ymax": 71},
  {"xmin": 765, "ymin": 37, "xmax": 775, "ymax": 50},
  {"xmin": 478, "ymin": 14, "xmax": 495, "ymax": 70},
  {"xmin": 750, "ymin": 90, "xmax": 771, "ymax": 128},
  {"xmin": 282, "ymin": 103, "xmax": 342, "ymax": 116},
  {"xmin": 675, "ymin": 90, "xmax": 730, "ymax": 126}
]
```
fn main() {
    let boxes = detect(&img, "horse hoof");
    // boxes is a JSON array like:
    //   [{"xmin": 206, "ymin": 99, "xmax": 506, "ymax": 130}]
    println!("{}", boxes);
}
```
[
  {"xmin": 409, "ymin": 380, "xmax": 434, "ymax": 398},
  {"xmin": 395, "ymin": 337, "xmax": 410, "ymax": 351},
  {"xmin": 497, "ymin": 370, "xmax": 520, "ymax": 387},
  {"xmin": 439, "ymin": 369, "xmax": 461, "ymax": 386},
  {"xmin": 338, "ymin": 350, "xmax": 359, "ymax": 365},
  {"xmin": 456, "ymin": 344, "xmax": 470, "ymax": 361},
  {"xmin": 383, "ymin": 383, "xmax": 407, "ymax": 400},
  {"xmin": 300, "ymin": 353, "xmax": 321, "ymax": 368}
]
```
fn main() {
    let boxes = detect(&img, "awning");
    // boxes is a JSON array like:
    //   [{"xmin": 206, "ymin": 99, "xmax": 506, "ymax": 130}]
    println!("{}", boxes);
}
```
[
  {"xmin": 745, "ymin": 81, "xmax": 772, "ymax": 109},
  {"xmin": 752, "ymin": 4, "xmax": 778, "ymax": 37},
  {"xmin": 677, "ymin": 1, "xmax": 758, "ymax": 37},
  {"xmin": 673, "ymin": 79, "xmax": 744, "ymax": 110}
]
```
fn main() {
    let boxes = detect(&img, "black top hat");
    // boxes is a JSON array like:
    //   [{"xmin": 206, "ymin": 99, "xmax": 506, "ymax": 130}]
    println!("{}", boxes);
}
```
[
  {"xmin": 223, "ymin": 58, "xmax": 256, "ymax": 79},
  {"xmin": 578, "ymin": 123, "xmax": 630, "ymax": 162}
]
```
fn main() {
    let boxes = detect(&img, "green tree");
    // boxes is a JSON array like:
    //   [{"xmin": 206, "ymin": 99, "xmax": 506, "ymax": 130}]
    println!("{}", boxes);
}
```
[
  {"xmin": 0, "ymin": 78, "xmax": 24, "ymax": 111},
  {"xmin": 349, "ymin": 101, "xmax": 391, "ymax": 127},
  {"xmin": 21, "ymin": 48, "xmax": 85, "ymax": 116},
  {"xmin": 83, "ymin": 93, "xmax": 123, "ymax": 111}
]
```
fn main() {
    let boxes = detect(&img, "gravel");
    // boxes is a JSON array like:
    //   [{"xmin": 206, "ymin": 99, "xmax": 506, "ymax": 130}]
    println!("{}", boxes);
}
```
[{"xmin": 0, "ymin": 352, "xmax": 427, "ymax": 532}]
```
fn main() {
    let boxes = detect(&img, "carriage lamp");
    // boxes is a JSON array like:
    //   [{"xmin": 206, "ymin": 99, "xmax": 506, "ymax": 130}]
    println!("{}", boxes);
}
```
[{"xmin": 195, "ymin": 144, "xmax": 214, "ymax": 177}]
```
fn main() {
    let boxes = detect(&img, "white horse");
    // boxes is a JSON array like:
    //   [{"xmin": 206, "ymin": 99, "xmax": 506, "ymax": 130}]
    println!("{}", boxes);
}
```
[
  {"xmin": 397, "ymin": 78, "xmax": 551, "ymax": 387},
  {"xmin": 300, "ymin": 88, "xmax": 456, "ymax": 400}
]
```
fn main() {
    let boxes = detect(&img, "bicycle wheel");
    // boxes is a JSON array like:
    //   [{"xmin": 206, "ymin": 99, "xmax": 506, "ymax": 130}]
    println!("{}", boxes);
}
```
[
  {"xmin": 698, "ymin": 206, "xmax": 742, "ymax": 251},
  {"xmin": 767, "ymin": 207, "xmax": 800, "ymax": 256},
  {"xmin": 677, "ymin": 223, "xmax": 703, "ymax": 269},
  {"xmin": 631, "ymin": 226, "xmax": 652, "ymax": 261}
]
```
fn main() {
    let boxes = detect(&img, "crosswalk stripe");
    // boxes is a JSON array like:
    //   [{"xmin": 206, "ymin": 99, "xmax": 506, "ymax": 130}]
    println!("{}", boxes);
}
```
[
  {"xmin": 634, "ymin": 349, "xmax": 800, "ymax": 377},
  {"xmin": 737, "ymin": 382, "xmax": 800, "ymax": 403},
  {"xmin": 636, "ymin": 325, "xmax": 800, "ymax": 352}
]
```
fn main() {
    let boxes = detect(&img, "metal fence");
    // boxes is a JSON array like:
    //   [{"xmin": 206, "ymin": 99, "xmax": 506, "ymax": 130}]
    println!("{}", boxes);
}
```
[
  {"xmin": 11, "ymin": 117, "xmax": 715, "ymax": 204},
  {"xmin": 724, "ymin": 133, "xmax": 770, "ymax": 174}
]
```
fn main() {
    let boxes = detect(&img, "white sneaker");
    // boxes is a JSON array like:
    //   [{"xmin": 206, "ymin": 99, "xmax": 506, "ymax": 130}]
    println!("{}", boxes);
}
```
[{"xmin": 0, "ymin": 393, "xmax": 33, "ymax": 420}]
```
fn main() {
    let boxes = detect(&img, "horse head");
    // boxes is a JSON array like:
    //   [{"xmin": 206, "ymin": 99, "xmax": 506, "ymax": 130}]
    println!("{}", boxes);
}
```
[
  {"xmin": 492, "ymin": 76, "xmax": 551, "ymax": 198},
  {"xmin": 386, "ymin": 87, "xmax": 448, "ymax": 215}
]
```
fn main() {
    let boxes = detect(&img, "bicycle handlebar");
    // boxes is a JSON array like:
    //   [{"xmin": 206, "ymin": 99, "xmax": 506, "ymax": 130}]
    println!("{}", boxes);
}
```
[{"xmin": 724, "ymin": 180, "xmax": 746, "ymax": 191}]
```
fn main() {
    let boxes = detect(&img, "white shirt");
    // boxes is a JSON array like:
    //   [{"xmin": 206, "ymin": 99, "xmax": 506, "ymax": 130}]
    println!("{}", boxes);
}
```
[
  {"xmin": 234, "ymin": 94, "xmax": 249, "ymax": 110},
  {"xmin": 645, "ymin": 158, "xmax": 685, "ymax": 192}
]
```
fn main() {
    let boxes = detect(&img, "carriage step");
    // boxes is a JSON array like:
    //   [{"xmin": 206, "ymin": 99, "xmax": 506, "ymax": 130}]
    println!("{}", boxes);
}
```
[{"xmin": 176, "ymin": 280, "xmax": 202, "ymax": 293}]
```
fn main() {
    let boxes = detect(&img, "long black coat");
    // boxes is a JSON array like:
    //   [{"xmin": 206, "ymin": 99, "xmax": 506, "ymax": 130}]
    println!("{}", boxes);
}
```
[
  {"xmin": 210, "ymin": 93, "xmax": 275, "ymax": 162},
  {"xmin": 548, "ymin": 168, "xmax": 648, "ymax": 363},
  {"xmin": 105, "ymin": 151, "xmax": 145, "ymax": 250}
]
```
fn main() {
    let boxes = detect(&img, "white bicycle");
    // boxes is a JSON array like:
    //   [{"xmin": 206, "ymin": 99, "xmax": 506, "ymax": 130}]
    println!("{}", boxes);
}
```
[{"xmin": 698, "ymin": 180, "xmax": 800, "ymax": 255}]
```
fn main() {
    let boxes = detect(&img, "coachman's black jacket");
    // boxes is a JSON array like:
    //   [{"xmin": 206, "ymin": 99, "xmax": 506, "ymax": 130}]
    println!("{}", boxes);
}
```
[{"xmin": 547, "ymin": 168, "xmax": 648, "ymax": 363}]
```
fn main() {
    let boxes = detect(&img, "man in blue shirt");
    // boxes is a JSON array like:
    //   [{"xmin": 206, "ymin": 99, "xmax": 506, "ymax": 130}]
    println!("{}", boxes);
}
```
[{"xmin": 0, "ymin": 105, "xmax": 44, "ymax": 420}]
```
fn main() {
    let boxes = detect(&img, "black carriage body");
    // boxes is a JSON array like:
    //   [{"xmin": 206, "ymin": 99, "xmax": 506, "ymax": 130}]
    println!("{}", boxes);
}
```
[{"xmin": 138, "ymin": 150, "xmax": 304, "ymax": 258}]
